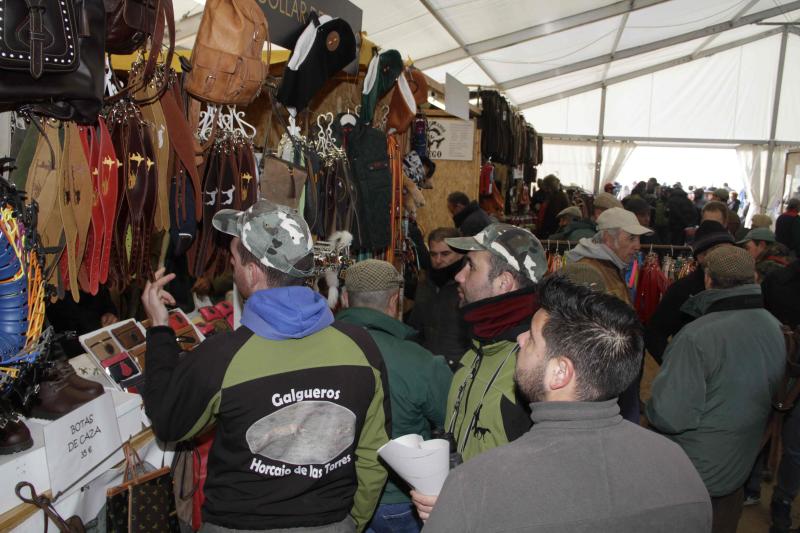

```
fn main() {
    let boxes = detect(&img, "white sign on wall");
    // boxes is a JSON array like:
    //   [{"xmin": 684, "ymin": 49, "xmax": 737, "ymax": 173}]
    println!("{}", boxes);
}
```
[{"xmin": 427, "ymin": 119, "xmax": 475, "ymax": 161}]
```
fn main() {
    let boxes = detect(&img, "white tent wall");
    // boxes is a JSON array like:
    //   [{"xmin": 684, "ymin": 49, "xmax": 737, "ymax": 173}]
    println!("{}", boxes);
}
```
[
  {"xmin": 777, "ymin": 35, "xmax": 800, "ymax": 141},
  {"xmin": 521, "ymin": 91, "xmax": 601, "ymax": 136},
  {"xmin": 537, "ymin": 141, "xmax": 597, "ymax": 190}
]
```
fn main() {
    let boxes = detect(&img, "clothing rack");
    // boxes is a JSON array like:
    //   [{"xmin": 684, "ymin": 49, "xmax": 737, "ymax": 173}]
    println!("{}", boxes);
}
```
[{"xmin": 541, "ymin": 239, "xmax": 693, "ymax": 254}]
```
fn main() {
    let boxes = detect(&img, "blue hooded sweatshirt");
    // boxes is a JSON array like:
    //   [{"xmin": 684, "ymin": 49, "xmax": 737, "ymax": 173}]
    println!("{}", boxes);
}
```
[{"xmin": 240, "ymin": 286, "xmax": 334, "ymax": 340}]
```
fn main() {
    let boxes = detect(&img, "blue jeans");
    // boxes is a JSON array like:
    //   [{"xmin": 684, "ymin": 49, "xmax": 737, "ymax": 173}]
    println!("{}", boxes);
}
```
[{"xmin": 366, "ymin": 503, "xmax": 421, "ymax": 533}]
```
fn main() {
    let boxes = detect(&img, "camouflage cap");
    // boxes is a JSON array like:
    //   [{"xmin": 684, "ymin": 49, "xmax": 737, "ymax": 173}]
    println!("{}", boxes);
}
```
[
  {"xmin": 212, "ymin": 199, "xmax": 314, "ymax": 278},
  {"xmin": 445, "ymin": 223, "xmax": 546, "ymax": 283}
]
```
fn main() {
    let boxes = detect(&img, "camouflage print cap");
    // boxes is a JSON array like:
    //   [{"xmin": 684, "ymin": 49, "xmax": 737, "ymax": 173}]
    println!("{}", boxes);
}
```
[
  {"xmin": 445, "ymin": 223, "xmax": 547, "ymax": 283},
  {"xmin": 212, "ymin": 199, "xmax": 314, "ymax": 278}
]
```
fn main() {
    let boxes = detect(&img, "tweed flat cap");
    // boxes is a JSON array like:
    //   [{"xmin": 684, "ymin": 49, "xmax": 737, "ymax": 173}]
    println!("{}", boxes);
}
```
[
  {"xmin": 557, "ymin": 206, "xmax": 582, "ymax": 219},
  {"xmin": 704, "ymin": 245, "xmax": 755, "ymax": 281},
  {"xmin": 344, "ymin": 259, "xmax": 402, "ymax": 292}
]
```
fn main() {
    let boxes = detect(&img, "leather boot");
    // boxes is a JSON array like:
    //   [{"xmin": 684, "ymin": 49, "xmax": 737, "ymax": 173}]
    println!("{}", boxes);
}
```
[
  {"xmin": 29, "ymin": 378, "xmax": 99, "ymax": 420},
  {"xmin": 0, "ymin": 419, "xmax": 33, "ymax": 454},
  {"xmin": 51, "ymin": 360, "xmax": 105, "ymax": 398}
]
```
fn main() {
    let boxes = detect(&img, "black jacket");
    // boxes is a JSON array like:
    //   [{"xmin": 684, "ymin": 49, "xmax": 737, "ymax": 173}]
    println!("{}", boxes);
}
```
[
  {"xmin": 667, "ymin": 190, "xmax": 697, "ymax": 245},
  {"xmin": 644, "ymin": 268, "xmax": 706, "ymax": 364},
  {"xmin": 453, "ymin": 201, "xmax": 493, "ymax": 236},
  {"xmin": 407, "ymin": 276, "xmax": 471, "ymax": 368},
  {"xmin": 763, "ymin": 259, "xmax": 800, "ymax": 327}
]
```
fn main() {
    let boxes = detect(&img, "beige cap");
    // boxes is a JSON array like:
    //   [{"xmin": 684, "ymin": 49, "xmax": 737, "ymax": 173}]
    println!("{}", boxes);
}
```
[
  {"xmin": 344, "ymin": 259, "xmax": 402, "ymax": 292},
  {"xmin": 596, "ymin": 208, "xmax": 654, "ymax": 235},
  {"xmin": 557, "ymin": 206, "xmax": 582, "ymax": 219},
  {"xmin": 594, "ymin": 192, "xmax": 623, "ymax": 211},
  {"xmin": 751, "ymin": 214, "xmax": 773, "ymax": 229}
]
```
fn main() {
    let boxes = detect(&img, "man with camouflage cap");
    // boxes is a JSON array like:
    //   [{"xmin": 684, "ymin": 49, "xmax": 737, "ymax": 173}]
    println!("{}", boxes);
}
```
[
  {"xmin": 412, "ymin": 223, "xmax": 546, "ymax": 521},
  {"xmin": 141, "ymin": 200, "xmax": 391, "ymax": 532}
]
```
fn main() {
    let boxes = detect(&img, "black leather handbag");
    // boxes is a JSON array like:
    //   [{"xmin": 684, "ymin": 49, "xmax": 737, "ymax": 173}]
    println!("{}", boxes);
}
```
[{"xmin": 0, "ymin": 0, "xmax": 106, "ymax": 123}]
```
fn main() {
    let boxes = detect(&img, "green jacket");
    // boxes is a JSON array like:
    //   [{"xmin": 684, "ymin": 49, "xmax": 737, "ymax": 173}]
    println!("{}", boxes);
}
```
[
  {"xmin": 445, "ymin": 338, "xmax": 531, "ymax": 463},
  {"xmin": 646, "ymin": 284, "xmax": 785, "ymax": 496},
  {"xmin": 337, "ymin": 307, "xmax": 452, "ymax": 504},
  {"xmin": 548, "ymin": 219, "xmax": 596, "ymax": 241}
]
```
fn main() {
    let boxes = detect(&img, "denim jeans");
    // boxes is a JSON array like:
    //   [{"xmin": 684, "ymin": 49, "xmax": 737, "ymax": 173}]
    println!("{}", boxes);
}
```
[{"xmin": 366, "ymin": 503, "xmax": 421, "ymax": 533}]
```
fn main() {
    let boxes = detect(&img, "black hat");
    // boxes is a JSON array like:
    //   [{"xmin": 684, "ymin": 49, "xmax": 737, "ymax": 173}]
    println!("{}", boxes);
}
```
[
  {"xmin": 692, "ymin": 220, "xmax": 734, "ymax": 257},
  {"xmin": 277, "ymin": 14, "xmax": 357, "ymax": 114}
]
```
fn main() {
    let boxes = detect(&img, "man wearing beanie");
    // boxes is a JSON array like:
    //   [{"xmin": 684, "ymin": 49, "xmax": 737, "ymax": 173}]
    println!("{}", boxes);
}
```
[
  {"xmin": 645, "ymin": 220, "xmax": 735, "ymax": 364},
  {"xmin": 337, "ymin": 259, "xmax": 452, "ymax": 533},
  {"xmin": 647, "ymin": 245, "xmax": 785, "ymax": 533},
  {"xmin": 411, "ymin": 223, "xmax": 547, "ymax": 522},
  {"xmin": 141, "ymin": 200, "xmax": 391, "ymax": 532}
]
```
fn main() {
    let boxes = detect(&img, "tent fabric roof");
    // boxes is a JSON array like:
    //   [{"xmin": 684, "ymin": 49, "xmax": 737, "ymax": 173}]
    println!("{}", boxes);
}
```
[{"xmin": 173, "ymin": 0, "xmax": 800, "ymax": 141}]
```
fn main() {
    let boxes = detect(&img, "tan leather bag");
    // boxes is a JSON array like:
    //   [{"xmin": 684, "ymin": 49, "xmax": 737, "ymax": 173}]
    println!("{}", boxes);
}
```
[
  {"xmin": 184, "ymin": 0, "xmax": 270, "ymax": 105},
  {"xmin": 260, "ymin": 155, "xmax": 307, "ymax": 210}
]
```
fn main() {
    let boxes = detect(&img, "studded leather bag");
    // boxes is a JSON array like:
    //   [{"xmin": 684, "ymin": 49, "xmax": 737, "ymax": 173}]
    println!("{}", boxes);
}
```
[{"xmin": 0, "ymin": 0, "xmax": 106, "ymax": 124}]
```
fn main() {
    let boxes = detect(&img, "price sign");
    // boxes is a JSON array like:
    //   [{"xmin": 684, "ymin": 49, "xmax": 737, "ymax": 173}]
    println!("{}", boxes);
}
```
[{"xmin": 43, "ymin": 393, "xmax": 123, "ymax": 498}]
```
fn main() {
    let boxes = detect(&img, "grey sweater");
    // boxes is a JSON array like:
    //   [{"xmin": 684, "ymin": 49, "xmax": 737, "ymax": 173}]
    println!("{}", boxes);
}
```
[{"xmin": 424, "ymin": 400, "xmax": 711, "ymax": 533}]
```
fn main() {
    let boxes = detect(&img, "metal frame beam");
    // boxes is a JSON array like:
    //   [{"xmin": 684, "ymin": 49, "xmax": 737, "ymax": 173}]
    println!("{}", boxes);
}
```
[
  {"xmin": 518, "ymin": 27, "xmax": 783, "ymax": 109},
  {"xmin": 593, "ymin": 86, "xmax": 607, "ymax": 193},
  {"xmin": 540, "ymin": 133, "xmax": 800, "ymax": 146},
  {"xmin": 414, "ymin": 0, "xmax": 668, "ymax": 70},
  {"xmin": 690, "ymin": 0, "xmax": 760, "ymax": 58},
  {"xmin": 762, "ymin": 28, "xmax": 790, "ymax": 213},
  {"xmin": 500, "ymin": 1, "xmax": 800, "ymax": 92},
  {"xmin": 417, "ymin": 0, "xmax": 500, "ymax": 87},
  {"xmin": 601, "ymin": 13, "xmax": 630, "ymax": 81}
]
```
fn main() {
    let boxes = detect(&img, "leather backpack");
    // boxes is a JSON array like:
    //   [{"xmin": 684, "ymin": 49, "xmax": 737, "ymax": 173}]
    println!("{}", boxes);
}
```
[
  {"xmin": 104, "ymin": 0, "xmax": 157, "ymax": 54},
  {"xmin": 184, "ymin": 0, "xmax": 269, "ymax": 106},
  {"xmin": 0, "ymin": 0, "xmax": 106, "ymax": 124}
]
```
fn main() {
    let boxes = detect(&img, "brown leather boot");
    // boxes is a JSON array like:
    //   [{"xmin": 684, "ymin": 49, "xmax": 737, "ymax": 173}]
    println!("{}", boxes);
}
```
[
  {"xmin": 51, "ymin": 360, "xmax": 105, "ymax": 398},
  {"xmin": 29, "ymin": 378, "xmax": 100, "ymax": 420},
  {"xmin": 0, "ymin": 419, "xmax": 33, "ymax": 454}
]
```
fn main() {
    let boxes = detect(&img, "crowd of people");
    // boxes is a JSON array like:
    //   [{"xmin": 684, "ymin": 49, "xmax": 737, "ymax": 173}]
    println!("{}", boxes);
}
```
[{"xmin": 126, "ymin": 175, "xmax": 799, "ymax": 533}]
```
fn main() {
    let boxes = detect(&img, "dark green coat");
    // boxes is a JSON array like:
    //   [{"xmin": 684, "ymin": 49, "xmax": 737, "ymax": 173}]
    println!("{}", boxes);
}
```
[{"xmin": 338, "ymin": 307, "xmax": 452, "ymax": 504}]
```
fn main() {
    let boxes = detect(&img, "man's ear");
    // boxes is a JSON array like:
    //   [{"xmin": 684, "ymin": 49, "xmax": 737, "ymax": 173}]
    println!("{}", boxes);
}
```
[
  {"xmin": 704, "ymin": 270, "xmax": 713, "ymax": 290},
  {"xmin": 548, "ymin": 356, "xmax": 575, "ymax": 392},
  {"xmin": 341, "ymin": 290, "xmax": 350, "ymax": 309},
  {"xmin": 496, "ymin": 270, "xmax": 518, "ymax": 293}
]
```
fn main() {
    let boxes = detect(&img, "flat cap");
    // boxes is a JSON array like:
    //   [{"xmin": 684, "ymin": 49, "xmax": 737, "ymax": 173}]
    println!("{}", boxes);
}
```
[
  {"xmin": 705, "ymin": 245, "xmax": 755, "ymax": 281},
  {"xmin": 594, "ymin": 192, "xmax": 623, "ymax": 211},
  {"xmin": 751, "ymin": 214, "xmax": 773, "ymax": 229},
  {"xmin": 344, "ymin": 259, "xmax": 402, "ymax": 292},
  {"xmin": 557, "ymin": 206, "xmax": 582, "ymax": 219}
]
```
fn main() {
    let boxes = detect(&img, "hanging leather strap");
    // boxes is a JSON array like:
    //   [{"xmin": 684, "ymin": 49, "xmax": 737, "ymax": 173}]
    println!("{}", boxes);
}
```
[
  {"xmin": 76, "ymin": 125, "xmax": 104, "ymax": 295},
  {"xmin": 160, "ymin": 81, "xmax": 202, "ymax": 219},
  {"xmin": 97, "ymin": 118, "xmax": 120, "ymax": 285},
  {"xmin": 23, "ymin": 0, "xmax": 47, "ymax": 79}
]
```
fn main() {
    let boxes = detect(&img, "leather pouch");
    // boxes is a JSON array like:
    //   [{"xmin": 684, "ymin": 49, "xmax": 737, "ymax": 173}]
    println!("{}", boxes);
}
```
[{"xmin": 111, "ymin": 321, "xmax": 145, "ymax": 349}]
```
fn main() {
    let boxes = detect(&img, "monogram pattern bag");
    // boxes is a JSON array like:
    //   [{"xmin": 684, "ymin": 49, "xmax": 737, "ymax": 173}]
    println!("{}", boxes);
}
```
[{"xmin": 106, "ymin": 443, "xmax": 179, "ymax": 532}]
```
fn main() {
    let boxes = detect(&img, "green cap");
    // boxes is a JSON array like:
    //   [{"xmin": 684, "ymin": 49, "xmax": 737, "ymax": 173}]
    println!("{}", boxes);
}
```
[
  {"xmin": 736, "ymin": 227, "xmax": 776, "ymax": 245},
  {"xmin": 212, "ymin": 199, "xmax": 314, "ymax": 278},
  {"xmin": 445, "ymin": 223, "xmax": 546, "ymax": 283}
]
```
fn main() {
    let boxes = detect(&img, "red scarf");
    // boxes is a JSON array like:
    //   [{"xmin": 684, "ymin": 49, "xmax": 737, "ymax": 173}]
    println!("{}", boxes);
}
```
[{"xmin": 462, "ymin": 288, "xmax": 538, "ymax": 342}]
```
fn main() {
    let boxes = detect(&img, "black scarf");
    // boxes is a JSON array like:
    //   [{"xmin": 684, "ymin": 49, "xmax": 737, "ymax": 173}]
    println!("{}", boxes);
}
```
[{"xmin": 429, "ymin": 258, "xmax": 464, "ymax": 288}]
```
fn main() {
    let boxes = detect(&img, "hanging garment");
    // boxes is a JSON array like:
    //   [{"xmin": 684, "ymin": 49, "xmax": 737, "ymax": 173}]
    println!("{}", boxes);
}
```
[{"xmin": 636, "ymin": 252, "xmax": 669, "ymax": 325}]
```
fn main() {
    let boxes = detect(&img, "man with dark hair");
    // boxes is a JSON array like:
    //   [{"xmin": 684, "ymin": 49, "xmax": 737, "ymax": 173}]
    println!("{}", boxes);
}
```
[
  {"xmin": 535, "ymin": 174, "xmax": 569, "ymax": 239},
  {"xmin": 407, "ymin": 227, "xmax": 471, "ymax": 368},
  {"xmin": 625, "ymin": 196, "xmax": 658, "ymax": 245},
  {"xmin": 424, "ymin": 276, "xmax": 711, "ymax": 533},
  {"xmin": 338, "ymin": 260, "xmax": 451, "ymax": 533},
  {"xmin": 645, "ymin": 220, "xmax": 735, "ymax": 364},
  {"xmin": 702, "ymin": 200, "xmax": 730, "ymax": 227},
  {"xmin": 141, "ymin": 200, "xmax": 391, "ymax": 532},
  {"xmin": 446, "ymin": 191, "xmax": 493, "ymax": 237},
  {"xmin": 668, "ymin": 185, "xmax": 697, "ymax": 245},
  {"xmin": 647, "ymin": 245, "xmax": 785, "ymax": 533},
  {"xmin": 411, "ymin": 223, "xmax": 547, "ymax": 521}
]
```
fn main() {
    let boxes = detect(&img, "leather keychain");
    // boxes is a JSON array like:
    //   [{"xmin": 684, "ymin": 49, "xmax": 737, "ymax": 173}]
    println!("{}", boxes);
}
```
[
  {"xmin": 76, "ymin": 124, "xmax": 105, "ymax": 295},
  {"xmin": 236, "ymin": 142, "xmax": 258, "ymax": 210},
  {"xmin": 26, "ymin": 121, "xmax": 63, "ymax": 286},
  {"xmin": 57, "ymin": 124, "xmax": 82, "ymax": 302},
  {"xmin": 97, "ymin": 118, "xmax": 120, "ymax": 286}
]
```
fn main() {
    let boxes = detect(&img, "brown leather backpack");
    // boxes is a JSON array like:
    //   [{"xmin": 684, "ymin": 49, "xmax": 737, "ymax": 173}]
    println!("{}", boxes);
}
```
[
  {"xmin": 184, "ymin": 0, "xmax": 270, "ymax": 106},
  {"xmin": 105, "ymin": 0, "xmax": 158, "ymax": 54}
]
